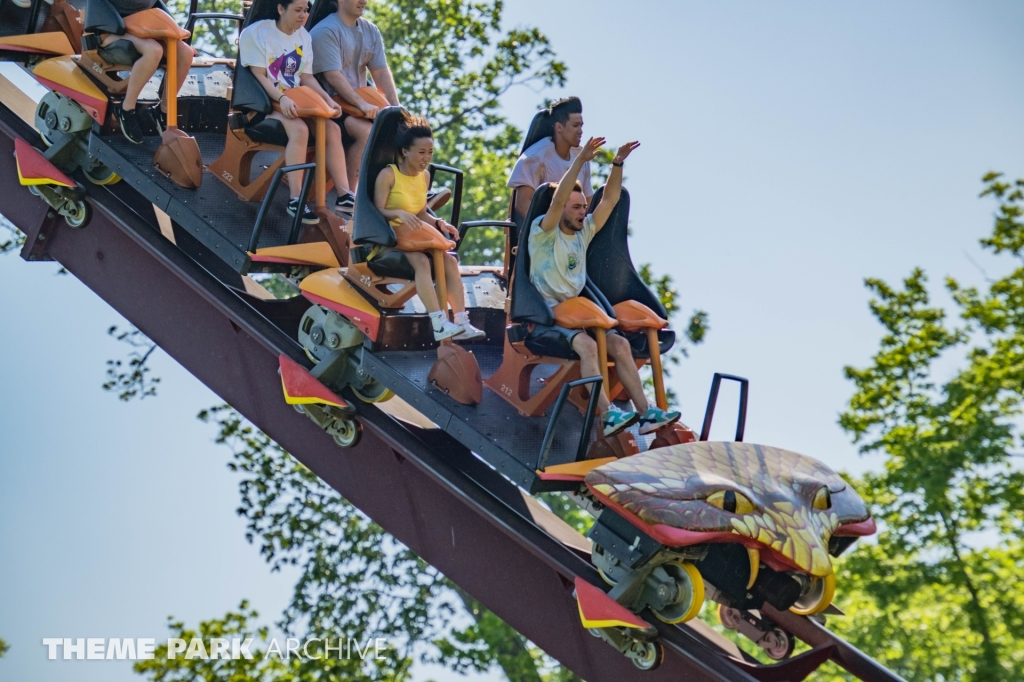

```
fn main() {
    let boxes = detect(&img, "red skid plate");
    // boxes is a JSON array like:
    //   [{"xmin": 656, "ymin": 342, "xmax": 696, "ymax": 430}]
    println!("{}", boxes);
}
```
[
  {"xmin": 278, "ymin": 354, "xmax": 351, "ymax": 410},
  {"xmin": 574, "ymin": 577, "xmax": 649, "ymax": 630},
  {"xmin": 14, "ymin": 138, "xmax": 75, "ymax": 187}
]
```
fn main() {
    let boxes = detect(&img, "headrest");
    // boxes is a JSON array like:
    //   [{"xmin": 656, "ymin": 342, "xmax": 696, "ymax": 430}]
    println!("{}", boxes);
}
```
[
  {"xmin": 520, "ymin": 108, "xmax": 553, "ymax": 155},
  {"xmin": 351, "ymin": 106, "xmax": 410, "ymax": 248},
  {"xmin": 307, "ymin": 0, "xmax": 336, "ymax": 31},
  {"xmin": 585, "ymin": 185, "xmax": 668, "ymax": 318},
  {"xmin": 84, "ymin": 0, "xmax": 125, "ymax": 35},
  {"xmin": 232, "ymin": 57, "xmax": 272, "ymax": 114}
]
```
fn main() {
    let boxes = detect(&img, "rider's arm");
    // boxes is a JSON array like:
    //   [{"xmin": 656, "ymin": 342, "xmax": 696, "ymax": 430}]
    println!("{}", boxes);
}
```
[
  {"xmin": 373, "ymin": 166, "xmax": 400, "ymax": 220},
  {"xmin": 514, "ymin": 185, "xmax": 535, "ymax": 222},
  {"xmin": 370, "ymin": 67, "xmax": 400, "ymax": 106},
  {"xmin": 322, "ymin": 70, "xmax": 369, "ymax": 108},
  {"xmin": 591, "ymin": 141, "xmax": 640, "ymax": 232},
  {"xmin": 249, "ymin": 66, "xmax": 285, "ymax": 103},
  {"xmin": 538, "ymin": 152, "xmax": 590, "ymax": 232}
]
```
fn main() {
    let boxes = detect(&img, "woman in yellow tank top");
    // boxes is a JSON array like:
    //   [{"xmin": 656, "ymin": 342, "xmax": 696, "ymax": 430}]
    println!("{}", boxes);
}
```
[{"xmin": 374, "ymin": 114, "xmax": 484, "ymax": 341}]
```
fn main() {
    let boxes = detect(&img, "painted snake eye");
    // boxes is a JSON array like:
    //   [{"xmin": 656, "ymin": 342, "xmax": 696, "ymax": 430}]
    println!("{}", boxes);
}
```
[
  {"xmin": 813, "ymin": 487, "xmax": 832, "ymax": 510},
  {"xmin": 706, "ymin": 490, "xmax": 754, "ymax": 514}
]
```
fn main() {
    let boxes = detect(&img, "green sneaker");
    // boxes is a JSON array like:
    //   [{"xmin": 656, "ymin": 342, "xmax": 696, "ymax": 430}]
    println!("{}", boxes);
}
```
[
  {"xmin": 638, "ymin": 406, "xmax": 682, "ymax": 435},
  {"xmin": 603, "ymin": 407, "xmax": 638, "ymax": 437}
]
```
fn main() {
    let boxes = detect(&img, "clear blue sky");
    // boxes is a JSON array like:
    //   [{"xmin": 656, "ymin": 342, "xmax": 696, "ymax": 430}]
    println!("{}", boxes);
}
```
[{"xmin": 2, "ymin": 1, "xmax": 1023, "ymax": 680}]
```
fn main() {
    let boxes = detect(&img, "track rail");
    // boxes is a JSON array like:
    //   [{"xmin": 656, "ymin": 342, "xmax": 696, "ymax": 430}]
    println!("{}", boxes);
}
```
[{"xmin": 0, "ymin": 98, "xmax": 906, "ymax": 682}]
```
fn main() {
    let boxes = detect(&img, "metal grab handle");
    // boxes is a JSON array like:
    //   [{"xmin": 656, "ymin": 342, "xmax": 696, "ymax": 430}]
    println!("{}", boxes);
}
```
[
  {"xmin": 247, "ymin": 162, "xmax": 316, "ymax": 253},
  {"xmin": 184, "ymin": 12, "xmax": 244, "ymax": 45},
  {"xmin": 536, "ymin": 375, "xmax": 603, "ymax": 471},
  {"xmin": 698, "ymin": 373, "xmax": 749, "ymax": 442},
  {"xmin": 457, "ymin": 219, "xmax": 516, "ymax": 248},
  {"xmin": 428, "ymin": 163, "xmax": 464, "ymax": 230}
]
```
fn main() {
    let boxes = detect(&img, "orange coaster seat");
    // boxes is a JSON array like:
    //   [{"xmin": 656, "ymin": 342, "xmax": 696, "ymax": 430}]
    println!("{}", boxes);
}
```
[
  {"xmin": 250, "ymin": 242, "xmax": 340, "ymax": 268},
  {"xmin": 393, "ymin": 222, "xmax": 456, "ymax": 253},
  {"xmin": 77, "ymin": 0, "xmax": 190, "ymax": 96},
  {"xmin": 122, "ymin": 7, "xmax": 188, "ymax": 39}
]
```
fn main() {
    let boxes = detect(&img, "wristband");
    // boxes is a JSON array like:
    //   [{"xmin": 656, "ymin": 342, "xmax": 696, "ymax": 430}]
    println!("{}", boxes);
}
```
[{"xmin": 612, "ymin": 161, "xmax": 623, "ymax": 167}]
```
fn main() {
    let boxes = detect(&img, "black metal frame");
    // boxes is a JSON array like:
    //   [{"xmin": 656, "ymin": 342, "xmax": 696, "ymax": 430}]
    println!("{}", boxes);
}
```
[
  {"xmin": 428, "ymin": 163, "xmax": 463, "ymax": 229},
  {"xmin": 535, "ymin": 375, "xmax": 603, "ymax": 471},
  {"xmin": 183, "ymin": 12, "xmax": 244, "ymax": 45},
  {"xmin": 456, "ymin": 220, "xmax": 516, "ymax": 263},
  {"xmin": 698, "ymin": 373, "xmax": 749, "ymax": 442},
  {"xmin": 247, "ymin": 161, "xmax": 316, "ymax": 253}
]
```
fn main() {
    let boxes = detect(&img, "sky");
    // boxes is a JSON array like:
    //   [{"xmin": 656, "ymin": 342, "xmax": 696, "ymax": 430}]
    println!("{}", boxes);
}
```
[{"xmin": 2, "ymin": 1, "xmax": 1024, "ymax": 680}]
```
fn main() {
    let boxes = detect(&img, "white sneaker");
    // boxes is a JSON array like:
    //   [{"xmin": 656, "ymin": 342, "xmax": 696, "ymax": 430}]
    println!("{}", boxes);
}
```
[
  {"xmin": 454, "ymin": 312, "xmax": 486, "ymax": 340},
  {"xmin": 432, "ymin": 314, "xmax": 463, "ymax": 341}
]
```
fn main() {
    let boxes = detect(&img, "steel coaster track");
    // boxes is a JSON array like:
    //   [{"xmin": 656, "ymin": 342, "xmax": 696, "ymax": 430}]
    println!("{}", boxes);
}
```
[{"xmin": 0, "ymin": 100, "xmax": 906, "ymax": 682}]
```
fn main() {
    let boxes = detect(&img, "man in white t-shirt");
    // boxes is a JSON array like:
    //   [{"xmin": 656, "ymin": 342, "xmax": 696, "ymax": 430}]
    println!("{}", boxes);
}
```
[
  {"xmin": 528, "ymin": 136, "xmax": 680, "ymax": 438},
  {"xmin": 508, "ymin": 96, "xmax": 593, "ymax": 223}
]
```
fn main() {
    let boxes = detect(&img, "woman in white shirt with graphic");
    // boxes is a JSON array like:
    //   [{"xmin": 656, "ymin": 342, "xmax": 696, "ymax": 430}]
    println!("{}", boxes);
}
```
[{"xmin": 239, "ymin": 0, "xmax": 354, "ymax": 225}]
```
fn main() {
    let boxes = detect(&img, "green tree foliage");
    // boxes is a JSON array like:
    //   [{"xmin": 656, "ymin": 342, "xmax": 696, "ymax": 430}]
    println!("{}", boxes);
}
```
[
  {"xmin": 0, "ymin": 636, "xmax": 9, "ymax": 658},
  {"xmin": 0, "ymin": 215, "xmax": 25, "ymax": 254},
  {"xmin": 812, "ymin": 174, "xmax": 1024, "ymax": 681}
]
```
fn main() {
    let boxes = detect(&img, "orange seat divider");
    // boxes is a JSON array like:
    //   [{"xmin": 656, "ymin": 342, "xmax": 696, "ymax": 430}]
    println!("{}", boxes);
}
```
[
  {"xmin": 123, "ymin": 8, "xmax": 190, "ymax": 40},
  {"xmin": 393, "ymin": 222, "xmax": 456, "ymax": 252},
  {"xmin": 281, "ymin": 86, "xmax": 337, "ymax": 119},
  {"xmin": 552, "ymin": 297, "xmax": 617, "ymax": 330},
  {"xmin": 252, "ymin": 242, "xmax": 340, "ymax": 268},
  {"xmin": 537, "ymin": 457, "xmax": 617, "ymax": 481},
  {"xmin": 612, "ymin": 300, "xmax": 667, "ymax": 331}
]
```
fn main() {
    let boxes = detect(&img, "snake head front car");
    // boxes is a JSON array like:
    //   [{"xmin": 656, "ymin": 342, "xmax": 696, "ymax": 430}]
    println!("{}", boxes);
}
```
[{"xmin": 585, "ymin": 442, "xmax": 876, "ymax": 578}]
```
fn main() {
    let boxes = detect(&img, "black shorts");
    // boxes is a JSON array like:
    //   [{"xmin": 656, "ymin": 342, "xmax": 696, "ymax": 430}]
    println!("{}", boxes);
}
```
[{"xmin": 525, "ymin": 323, "xmax": 619, "ymax": 358}]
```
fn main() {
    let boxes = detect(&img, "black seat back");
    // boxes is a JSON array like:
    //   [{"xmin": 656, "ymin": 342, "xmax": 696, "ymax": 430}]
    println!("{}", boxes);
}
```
[
  {"xmin": 509, "ymin": 183, "xmax": 557, "ymax": 326},
  {"xmin": 507, "ymin": 108, "xmax": 556, "ymax": 276},
  {"xmin": 584, "ymin": 185, "xmax": 667, "ymax": 318},
  {"xmin": 351, "ymin": 106, "xmax": 408, "ymax": 249},
  {"xmin": 230, "ymin": 57, "xmax": 272, "ymax": 115},
  {"xmin": 84, "ymin": 0, "xmax": 125, "ymax": 34},
  {"xmin": 307, "ymin": 0, "xmax": 335, "ymax": 32}
]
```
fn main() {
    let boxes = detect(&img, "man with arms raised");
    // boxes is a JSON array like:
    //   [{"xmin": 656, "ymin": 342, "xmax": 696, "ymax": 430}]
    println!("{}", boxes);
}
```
[
  {"xmin": 529, "ymin": 137, "xmax": 680, "ymax": 437},
  {"xmin": 508, "ymin": 96, "xmax": 594, "ymax": 223},
  {"xmin": 311, "ymin": 0, "xmax": 400, "ymax": 203}
]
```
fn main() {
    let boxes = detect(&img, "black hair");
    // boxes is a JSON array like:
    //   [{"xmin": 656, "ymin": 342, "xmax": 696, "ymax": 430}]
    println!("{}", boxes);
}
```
[
  {"xmin": 395, "ymin": 112, "xmax": 432, "ymax": 161},
  {"xmin": 246, "ymin": 0, "xmax": 309, "ymax": 24},
  {"xmin": 550, "ymin": 96, "xmax": 582, "ymax": 129}
]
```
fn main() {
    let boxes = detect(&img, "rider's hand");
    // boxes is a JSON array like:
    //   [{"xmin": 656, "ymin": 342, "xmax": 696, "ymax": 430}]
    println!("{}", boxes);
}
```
[
  {"xmin": 395, "ymin": 210, "xmax": 420, "ymax": 227},
  {"xmin": 358, "ymin": 98, "xmax": 380, "ymax": 119},
  {"xmin": 328, "ymin": 100, "xmax": 343, "ymax": 119},
  {"xmin": 579, "ymin": 136, "xmax": 606, "ymax": 162},
  {"xmin": 613, "ymin": 141, "xmax": 641, "ymax": 164},
  {"xmin": 435, "ymin": 219, "xmax": 459, "ymax": 240},
  {"xmin": 279, "ymin": 95, "xmax": 299, "ymax": 119}
]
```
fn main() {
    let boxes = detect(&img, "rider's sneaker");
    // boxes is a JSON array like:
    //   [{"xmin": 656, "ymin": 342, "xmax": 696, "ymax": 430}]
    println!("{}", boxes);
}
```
[
  {"xmin": 431, "ymin": 313, "xmax": 463, "ymax": 341},
  {"xmin": 148, "ymin": 106, "xmax": 167, "ymax": 132},
  {"xmin": 638, "ymin": 406, "xmax": 682, "ymax": 434},
  {"xmin": 334, "ymin": 191, "xmax": 355, "ymax": 214},
  {"xmin": 603, "ymin": 407, "xmax": 638, "ymax": 437},
  {"xmin": 116, "ymin": 104, "xmax": 145, "ymax": 144},
  {"xmin": 453, "ymin": 312, "xmax": 485, "ymax": 340},
  {"xmin": 287, "ymin": 197, "xmax": 319, "ymax": 225}
]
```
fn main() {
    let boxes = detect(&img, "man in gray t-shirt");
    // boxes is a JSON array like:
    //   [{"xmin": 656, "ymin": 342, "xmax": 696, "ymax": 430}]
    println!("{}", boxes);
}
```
[{"xmin": 310, "ymin": 0, "xmax": 399, "ymax": 190}]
